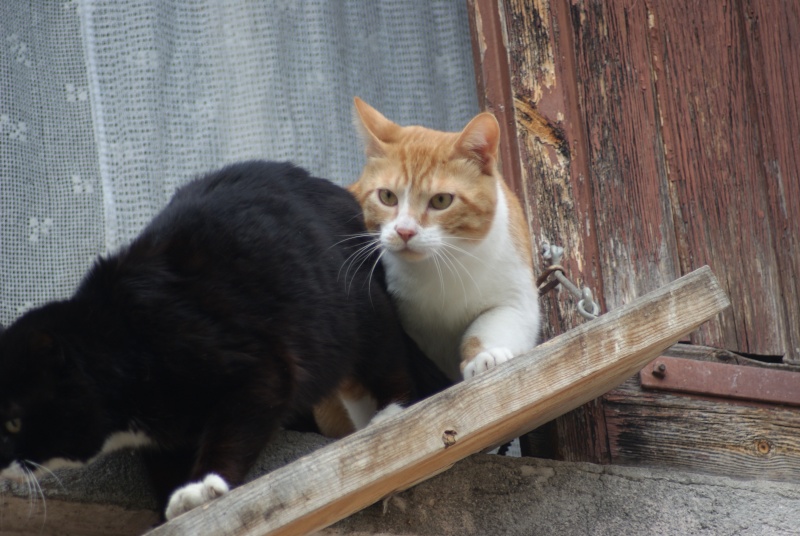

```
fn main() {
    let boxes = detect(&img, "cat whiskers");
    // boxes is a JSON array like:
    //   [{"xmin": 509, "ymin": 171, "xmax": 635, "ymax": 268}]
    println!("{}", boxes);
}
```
[
  {"xmin": 440, "ymin": 239, "xmax": 487, "ymax": 265},
  {"xmin": 337, "ymin": 234, "xmax": 383, "ymax": 295},
  {"xmin": 26, "ymin": 461, "xmax": 65, "ymax": 491},
  {"xmin": 429, "ymin": 250, "xmax": 446, "ymax": 305},
  {"xmin": 22, "ymin": 466, "xmax": 34, "ymax": 519},
  {"xmin": 329, "ymin": 232, "xmax": 379, "ymax": 250},
  {"xmin": 341, "ymin": 242, "xmax": 382, "ymax": 291},
  {"xmin": 437, "ymin": 242, "xmax": 482, "ymax": 300},
  {"xmin": 19, "ymin": 463, "xmax": 47, "ymax": 528},
  {"xmin": 431, "ymin": 248, "xmax": 472, "ymax": 308},
  {"xmin": 365, "ymin": 248, "xmax": 387, "ymax": 305}
]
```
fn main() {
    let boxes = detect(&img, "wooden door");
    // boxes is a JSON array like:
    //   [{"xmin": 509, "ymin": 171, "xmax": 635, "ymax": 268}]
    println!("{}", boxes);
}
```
[
  {"xmin": 467, "ymin": 0, "xmax": 800, "ymax": 466},
  {"xmin": 468, "ymin": 0, "xmax": 800, "ymax": 363}
]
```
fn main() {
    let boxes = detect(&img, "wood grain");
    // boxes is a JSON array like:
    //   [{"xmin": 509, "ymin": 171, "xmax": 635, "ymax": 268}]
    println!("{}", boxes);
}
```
[
  {"xmin": 0, "ymin": 496, "xmax": 158, "ymax": 536},
  {"xmin": 501, "ymin": 0, "xmax": 605, "ymax": 339},
  {"xmin": 645, "ymin": 0, "xmax": 787, "ymax": 356},
  {"xmin": 606, "ymin": 376, "xmax": 800, "ymax": 481},
  {"xmin": 490, "ymin": 0, "xmax": 798, "ymax": 360},
  {"xmin": 469, "ymin": 0, "xmax": 609, "ymax": 464},
  {"xmin": 499, "ymin": 0, "xmax": 612, "ymax": 463},
  {"xmin": 470, "ymin": 0, "xmax": 799, "ymax": 468},
  {"xmin": 743, "ymin": 0, "xmax": 800, "ymax": 364},
  {"xmin": 147, "ymin": 267, "xmax": 729, "ymax": 535},
  {"xmin": 567, "ymin": 1, "xmax": 682, "ymax": 311}
]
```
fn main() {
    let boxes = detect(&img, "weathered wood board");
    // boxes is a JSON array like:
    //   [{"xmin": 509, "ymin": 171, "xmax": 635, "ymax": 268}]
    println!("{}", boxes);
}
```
[
  {"xmin": 148, "ymin": 267, "xmax": 728, "ymax": 535},
  {"xmin": 744, "ymin": 0, "xmax": 800, "ymax": 365},
  {"xmin": 566, "ymin": 0, "xmax": 682, "ymax": 310},
  {"xmin": 616, "ymin": 344, "xmax": 800, "ymax": 481},
  {"xmin": 606, "ymin": 376, "xmax": 800, "ymax": 482},
  {"xmin": 522, "ymin": 342, "xmax": 800, "ymax": 477},
  {"xmin": 643, "ymin": 0, "xmax": 790, "ymax": 357},
  {"xmin": 0, "ymin": 496, "xmax": 158, "ymax": 536}
]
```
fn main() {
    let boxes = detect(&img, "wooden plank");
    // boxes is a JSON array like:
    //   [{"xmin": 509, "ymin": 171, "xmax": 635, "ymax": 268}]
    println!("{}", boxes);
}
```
[
  {"xmin": 641, "ymin": 356, "xmax": 800, "ymax": 407},
  {"xmin": 567, "ymin": 1, "xmax": 681, "ymax": 311},
  {"xmin": 646, "ymin": 0, "xmax": 787, "ymax": 357},
  {"xmin": 498, "ymin": 0, "xmax": 606, "ymax": 340},
  {"xmin": 147, "ymin": 267, "xmax": 729, "ymax": 536},
  {"xmin": 0, "ymin": 496, "xmax": 158, "ymax": 536},
  {"xmin": 552, "ymin": 397, "xmax": 610, "ymax": 463},
  {"xmin": 606, "ymin": 376, "xmax": 800, "ymax": 482},
  {"xmin": 743, "ymin": 0, "xmax": 800, "ymax": 364}
]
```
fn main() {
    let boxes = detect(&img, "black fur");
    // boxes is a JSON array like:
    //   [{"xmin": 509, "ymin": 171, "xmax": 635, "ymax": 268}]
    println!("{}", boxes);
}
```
[{"xmin": 0, "ymin": 161, "xmax": 447, "ymax": 513}]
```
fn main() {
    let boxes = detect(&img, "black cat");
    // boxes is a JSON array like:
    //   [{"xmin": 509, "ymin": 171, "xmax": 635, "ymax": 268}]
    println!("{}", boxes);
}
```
[{"xmin": 0, "ymin": 161, "xmax": 448, "ymax": 520}]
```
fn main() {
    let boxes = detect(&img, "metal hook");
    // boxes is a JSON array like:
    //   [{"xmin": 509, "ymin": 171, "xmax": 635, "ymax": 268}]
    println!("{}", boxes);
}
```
[{"xmin": 540, "ymin": 243, "xmax": 600, "ymax": 320}]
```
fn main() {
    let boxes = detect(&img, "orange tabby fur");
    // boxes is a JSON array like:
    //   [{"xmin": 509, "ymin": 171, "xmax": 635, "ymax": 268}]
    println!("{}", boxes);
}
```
[{"xmin": 350, "ymin": 111, "xmax": 497, "ymax": 247}]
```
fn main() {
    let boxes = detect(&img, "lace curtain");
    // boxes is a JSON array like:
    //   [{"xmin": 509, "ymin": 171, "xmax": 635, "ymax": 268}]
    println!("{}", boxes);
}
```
[{"xmin": 0, "ymin": 1, "xmax": 478, "ymax": 326}]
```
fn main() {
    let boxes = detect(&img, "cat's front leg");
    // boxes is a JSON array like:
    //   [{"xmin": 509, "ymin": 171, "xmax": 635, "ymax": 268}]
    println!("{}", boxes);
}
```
[
  {"xmin": 460, "ymin": 304, "xmax": 539, "ymax": 380},
  {"xmin": 165, "ymin": 384, "xmax": 284, "ymax": 520},
  {"xmin": 163, "ymin": 424, "xmax": 272, "ymax": 520}
]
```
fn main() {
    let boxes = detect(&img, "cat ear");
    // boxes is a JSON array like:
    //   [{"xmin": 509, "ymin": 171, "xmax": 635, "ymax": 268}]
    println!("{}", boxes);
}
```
[
  {"xmin": 353, "ymin": 97, "xmax": 398, "ymax": 158},
  {"xmin": 453, "ymin": 112, "xmax": 500, "ymax": 175}
]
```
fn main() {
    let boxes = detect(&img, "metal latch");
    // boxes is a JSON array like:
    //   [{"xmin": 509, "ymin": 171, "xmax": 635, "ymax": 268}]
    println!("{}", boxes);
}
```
[{"xmin": 537, "ymin": 243, "xmax": 600, "ymax": 320}]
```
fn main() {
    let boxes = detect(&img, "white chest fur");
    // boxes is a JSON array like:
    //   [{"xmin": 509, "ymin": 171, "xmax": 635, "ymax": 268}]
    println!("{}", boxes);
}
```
[{"xmin": 382, "ymin": 182, "xmax": 540, "ymax": 381}]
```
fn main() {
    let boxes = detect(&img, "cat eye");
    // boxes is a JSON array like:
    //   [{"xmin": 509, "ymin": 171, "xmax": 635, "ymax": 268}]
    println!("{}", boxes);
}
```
[
  {"xmin": 429, "ymin": 193, "xmax": 454, "ymax": 210},
  {"xmin": 377, "ymin": 189, "xmax": 398, "ymax": 207},
  {"xmin": 4, "ymin": 418, "xmax": 21, "ymax": 434}
]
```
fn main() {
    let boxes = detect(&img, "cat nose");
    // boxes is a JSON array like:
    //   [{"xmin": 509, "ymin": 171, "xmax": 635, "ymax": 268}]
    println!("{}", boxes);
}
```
[{"xmin": 395, "ymin": 227, "xmax": 417, "ymax": 243}]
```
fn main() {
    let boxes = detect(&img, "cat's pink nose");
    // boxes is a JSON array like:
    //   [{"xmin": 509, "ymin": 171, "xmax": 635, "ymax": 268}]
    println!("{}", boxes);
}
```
[{"xmin": 396, "ymin": 227, "xmax": 417, "ymax": 243}]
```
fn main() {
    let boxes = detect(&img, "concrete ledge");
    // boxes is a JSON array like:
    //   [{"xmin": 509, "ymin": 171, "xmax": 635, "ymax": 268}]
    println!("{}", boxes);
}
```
[
  {"xmin": 1, "ymin": 430, "xmax": 798, "ymax": 535},
  {"xmin": 326, "ymin": 453, "xmax": 800, "ymax": 535}
]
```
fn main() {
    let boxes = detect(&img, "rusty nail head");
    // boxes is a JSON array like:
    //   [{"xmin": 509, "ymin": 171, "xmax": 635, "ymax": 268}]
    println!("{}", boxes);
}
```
[{"xmin": 652, "ymin": 362, "xmax": 667, "ymax": 378}]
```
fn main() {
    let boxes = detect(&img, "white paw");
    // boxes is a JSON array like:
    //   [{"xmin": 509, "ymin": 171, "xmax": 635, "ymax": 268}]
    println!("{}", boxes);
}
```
[
  {"xmin": 165, "ymin": 473, "xmax": 229, "ymax": 520},
  {"xmin": 462, "ymin": 347, "xmax": 515, "ymax": 379},
  {"xmin": 369, "ymin": 403, "xmax": 405, "ymax": 427}
]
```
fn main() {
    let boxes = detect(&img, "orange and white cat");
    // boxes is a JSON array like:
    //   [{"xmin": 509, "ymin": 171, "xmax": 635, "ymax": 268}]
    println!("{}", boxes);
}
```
[{"xmin": 348, "ymin": 97, "xmax": 541, "ymax": 382}]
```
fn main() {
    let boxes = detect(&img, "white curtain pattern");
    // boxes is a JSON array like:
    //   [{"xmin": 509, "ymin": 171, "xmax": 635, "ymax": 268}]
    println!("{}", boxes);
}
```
[{"xmin": 0, "ymin": 1, "xmax": 478, "ymax": 325}]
